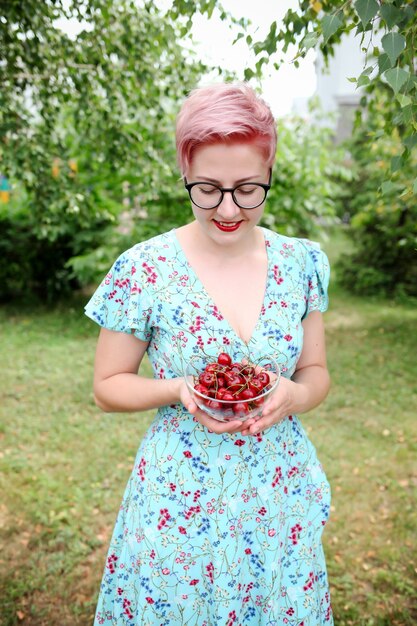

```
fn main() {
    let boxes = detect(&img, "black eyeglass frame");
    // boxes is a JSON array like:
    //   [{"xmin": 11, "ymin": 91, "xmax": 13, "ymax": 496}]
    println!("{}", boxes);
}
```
[{"xmin": 184, "ymin": 169, "xmax": 272, "ymax": 210}]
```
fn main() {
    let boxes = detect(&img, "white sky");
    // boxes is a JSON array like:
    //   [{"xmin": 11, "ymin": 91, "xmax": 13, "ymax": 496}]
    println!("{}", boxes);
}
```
[
  {"xmin": 187, "ymin": 0, "xmax": 317, "ymax": 117},
  {"xmin": 57, "ymin": 0, "xmax": 317, "ymax": 117}
]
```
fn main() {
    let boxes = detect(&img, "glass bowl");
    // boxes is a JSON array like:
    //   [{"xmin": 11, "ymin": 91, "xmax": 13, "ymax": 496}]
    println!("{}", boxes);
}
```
[{"xmin": 184, "ymin": 349, "xmax": 280, "ymax": 422}]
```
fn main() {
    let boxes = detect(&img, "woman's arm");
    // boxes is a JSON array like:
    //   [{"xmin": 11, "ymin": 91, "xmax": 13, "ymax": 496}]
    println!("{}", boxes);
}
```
[
  {"xmin": 242, "ymin": 310, "xmax": 330, "ymax": 435},
  {"xmin": 92, "ymin": 328, "xmax": 183, "ymax": 412},
  {"xmin": 92, "ymin": 328, "xmax": 249, "ymax": 434}
]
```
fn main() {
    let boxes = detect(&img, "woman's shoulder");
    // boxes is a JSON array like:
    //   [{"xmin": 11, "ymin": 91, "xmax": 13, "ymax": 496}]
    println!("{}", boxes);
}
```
[
  {"xmin": 262, "ymin": 228, "xmax": 321, "ymax": 259},
  {"xmin": 119, "ymin": 230, "xmax": 175, "ymax": 263}
]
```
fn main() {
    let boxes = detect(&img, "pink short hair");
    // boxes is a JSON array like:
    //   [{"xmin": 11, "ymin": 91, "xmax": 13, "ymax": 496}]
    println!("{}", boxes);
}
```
[{"xmin": 176, "ymin": 82, "xmax": 277, "ymax": 176}]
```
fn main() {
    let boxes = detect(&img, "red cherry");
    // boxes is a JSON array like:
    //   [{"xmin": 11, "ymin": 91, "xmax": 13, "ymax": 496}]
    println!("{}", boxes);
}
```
[
  {"xmin": 199, "ymin": 371, "xmax": 216, "ymax": 387},
  {"xmin": 225, "ymin": 374, "xmax": 244, "ymax": 393},
  {"xmin": 224, "ymin": 370, "xmax": 242, "ymax": 384},
  {"xmin": 239, "ymin": 388, "xmax": 256, "ymax": 401},
  {"xmin": 253, "ymin": 395, "xmax": 267, "ymax": 407},
  {"xmin": 194, "ymin": 384, "xmax": 209, "ymax": 396},
  {"xmin": 241, "ymin": 365, "xmax": 255, "ymax": 377},
  {"xmin": 221, "ymin": 391, "xmax": 235, "ymax": 402},
  {"xmin": 205, "ymin": 362, "xmax": 220, "ymax": 373},
  {"xmin": 217, "ymin": 375, "xmax": 225, "ymax": 388},
  {"xmin": 248, "ymin": 378, "xmax": 264, "ymax": 395},
  {"xmin": 216, "ymin": 388, "xmax": 228, "ymax": 400},
  {"xmin": 217, "ymin": 352, "xmax": 232, "ymax": 367},
  {"xmin": 233, "ymin": 402, "xmax": 249, "ymax": 416},
  {"xmin": 207, "ymin": 400, "xmax": 222, "ymax": 411},
  {"xmin": 258, "ymin": 371, "xmax": 270, "ymax": 386}
]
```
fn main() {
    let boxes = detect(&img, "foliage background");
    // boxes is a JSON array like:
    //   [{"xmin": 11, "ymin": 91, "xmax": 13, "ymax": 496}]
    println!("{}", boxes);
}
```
[
  {"xmin": 1, "ymin": 0, "xmax": 416, "ymax": 301},
  {"xmin": 0, "ymin": 0, "xmax": 203, "ymax": 300},
  {"xmin": 336, "ymin": 87, "xmax": 417, "ymax": 297}
]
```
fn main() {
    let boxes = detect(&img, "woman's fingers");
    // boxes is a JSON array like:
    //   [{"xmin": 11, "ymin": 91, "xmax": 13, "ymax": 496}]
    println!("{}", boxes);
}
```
[
  {"xmin": 190, "ymin": 407, "xmax": 243, "ymax": 434},
  {"xmin": 184, "ymin": 383, "xmax": 267, "ymax": 436},
  {"xmin": 239, "ymin": 417, "xmax": 259, "ymax": 436},
  {"xmin": 247, "ymin": 416, "xmax": 273, "ymax": 435}
]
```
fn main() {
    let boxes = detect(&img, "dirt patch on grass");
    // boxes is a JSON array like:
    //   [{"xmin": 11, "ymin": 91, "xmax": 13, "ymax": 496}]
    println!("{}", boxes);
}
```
[{"xmin": 1, "ymin": 520, "xmax": 111, "ymax": 626}]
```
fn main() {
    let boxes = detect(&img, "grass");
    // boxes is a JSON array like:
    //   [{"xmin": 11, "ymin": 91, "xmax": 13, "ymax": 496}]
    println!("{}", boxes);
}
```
[{"xmin": 1, "ymin": 227, "xmax": 416, "ymax": 625}]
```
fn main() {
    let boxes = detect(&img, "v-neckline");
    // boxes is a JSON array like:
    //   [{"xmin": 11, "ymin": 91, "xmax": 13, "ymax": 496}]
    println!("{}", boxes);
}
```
[{"xmin": 171, "ymin": 227, "xmax": 270, "ymax": 346}]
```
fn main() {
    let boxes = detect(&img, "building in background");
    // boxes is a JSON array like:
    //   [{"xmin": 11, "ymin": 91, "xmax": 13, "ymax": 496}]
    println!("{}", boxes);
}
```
[
  {"xmin": 315, "ymin": 29, "xmax": 366, "ymax": 142},
  {"xmin": 315, "ymin": 26, "xmax": 385, "ymax": 143}
]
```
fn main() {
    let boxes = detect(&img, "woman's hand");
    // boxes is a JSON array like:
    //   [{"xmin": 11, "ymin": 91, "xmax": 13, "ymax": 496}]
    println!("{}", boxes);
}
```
[
  {"xmin": 179, "ymin": 379, "xmax": 246, "ymax": 435},
  {"xmin": 241, "ymin": 311, "xmax": 330, "ymax": 436},
  {"xmin": 240, "ymin": 377, "xmax": 305, "ymax": 436}
]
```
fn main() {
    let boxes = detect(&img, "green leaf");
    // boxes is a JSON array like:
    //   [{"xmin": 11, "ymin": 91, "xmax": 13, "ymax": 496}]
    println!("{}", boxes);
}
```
[
  {"xmin": 321, "ymin": 13, "xmax": 343, "ymax": 45},
  {"xmin": 381, "ymin": 181, "xmax": 397, "ymax": 195},
  {"xmin": 384, "ymin": 67, "xmax": 409, "ymax": 93},
  {"xmin": 262, "ymin": 21, "xmax": 278, "ymax": 56},
  {"xmin": 354, "ymin": 66, "xmax": 373, "ymax": 88},
  {"xmin": 205, "ymin": 0, "xmax": 216, "ymax": 19},
  {"xmin": 300, "ymin": 31, "xmax": 319, "ymax": 52},
  {"xmin": 377, "ymin": 53, "xmax": 392, "ymax": 74},
  {"xmin": 347, "ymin": 76, "xmax": 357, "ymax": 83},
  {"xmin": 232, "ymin": 32, "xmax": 244, "ymax": 45},
  {"xmin": 379, "ymin": 4, "xmax": 403, "ymax": 28},
  {"xmin": 397, "ymin": 93, "xmax": 411, "ymax": 107},
  {"xmin": 255, "ymin": 56, "xmax": 268, "ymax": 75},
  {"xmin": 413, "ymin": 178, "xmax": 417, "ymax": 194},
  {"xmin": 357, "ymin": 73, "xmax": 371, "ymax": 88},
  {"xmin": 390, "ymin": 155, "xmax": 403, "ymax": 172},
  {"xmin": 403, "ymin": 134, "xmax": 417, "ymax": 150},
  {"xmin": 244, "ymin": 67, "xmax": 255, "ymax": 81},
  {"xmin": 401, "ymin": 6, "xmax": 415, "ymax": 25},
  {"xmin": 402, "ymin": 104, "xmax": 414, "ymax": 125},
  {"xmin": 381, "ymin": 32, "xmax": 406, "ymax": 65},
  {"xmin": 354, "ymin": 0, "xmax": 379, "ymax": 27}
]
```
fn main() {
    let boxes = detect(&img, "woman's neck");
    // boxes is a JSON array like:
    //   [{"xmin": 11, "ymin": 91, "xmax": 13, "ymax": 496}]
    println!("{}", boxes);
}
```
[{"xmin": 177, "ymin": 220, "xmax": 265, "ymax": 261}]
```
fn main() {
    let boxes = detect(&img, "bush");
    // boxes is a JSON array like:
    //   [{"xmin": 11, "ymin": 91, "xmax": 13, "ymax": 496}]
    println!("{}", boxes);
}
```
[
  {"xmin": 262, "ymin": 108, "xmax": 353, "ymax": 237},
  {"xmin": 337, "ymin": 91, "xmax": 417, "ymax": 298},
  {"xmin": 0, "ymin": 185, "xmax": 113, "ymax": 302},
  {"xmin": 0, "ymin": 0, "xmax": 203, "ymax": 302}
]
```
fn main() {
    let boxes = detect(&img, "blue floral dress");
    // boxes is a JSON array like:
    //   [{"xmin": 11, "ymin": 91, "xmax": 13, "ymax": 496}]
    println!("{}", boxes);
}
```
[{"xmin": 85, "ymin": 227, "xmax": 333, "ymax": 626}]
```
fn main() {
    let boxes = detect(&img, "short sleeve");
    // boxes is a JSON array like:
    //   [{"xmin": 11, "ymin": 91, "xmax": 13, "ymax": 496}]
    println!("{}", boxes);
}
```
[
  {"xmin": 84, "ymin": 249, "xmax": 153, "ymax": 341},
  {"xmin": 300, "ymin": 239, "xmax": 330, "ymax": 319}
]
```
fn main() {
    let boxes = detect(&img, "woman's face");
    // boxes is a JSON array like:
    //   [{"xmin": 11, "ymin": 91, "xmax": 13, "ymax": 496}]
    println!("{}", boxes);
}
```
[{"xmin": 186, "ymin": 142, "xmax": 270, "ymax": 247}]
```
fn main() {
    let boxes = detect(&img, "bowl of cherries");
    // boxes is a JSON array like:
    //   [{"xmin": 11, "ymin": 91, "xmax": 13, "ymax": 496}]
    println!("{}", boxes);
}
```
[{"xmin": 184, "ymin": 350, "xmax": 280, "ymax": 422}]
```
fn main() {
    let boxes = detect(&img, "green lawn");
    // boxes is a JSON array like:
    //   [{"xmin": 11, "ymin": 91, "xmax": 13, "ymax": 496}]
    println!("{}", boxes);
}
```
[{"xmin": 1, "ymin": 229, "xmax": 416, "ymax": 625}]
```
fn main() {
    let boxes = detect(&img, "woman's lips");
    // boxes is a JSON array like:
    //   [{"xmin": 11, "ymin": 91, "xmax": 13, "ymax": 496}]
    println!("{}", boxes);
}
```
[{"xmin": 213, "ymin": 220, "xmax": 242, "ymax": 232}]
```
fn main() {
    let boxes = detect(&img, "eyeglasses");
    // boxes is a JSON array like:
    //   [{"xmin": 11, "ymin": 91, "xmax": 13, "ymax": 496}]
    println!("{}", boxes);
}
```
[{"xmin": 184, "ymin": 170, "xmax": 272, "ymax": 210}]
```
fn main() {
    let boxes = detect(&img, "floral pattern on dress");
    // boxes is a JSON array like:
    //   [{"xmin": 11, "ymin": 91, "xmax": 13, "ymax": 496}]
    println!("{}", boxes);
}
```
[{"xmin": 85, "ymin": 228, "xmax": 332, "ymax": 625}]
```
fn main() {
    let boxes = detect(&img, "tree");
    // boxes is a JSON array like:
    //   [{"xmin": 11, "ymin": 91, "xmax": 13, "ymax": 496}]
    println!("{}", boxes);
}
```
[
  {"xmin": 0, "ymin": 0, "xmax": 204, "ymax": 299},
  {"xmin": 170, "ymin": 0, "xmax": 417, "ymax": 194},
  {"xmin": 262, "ymin": 109, "xmax": 352, "ymax": 237},
  {"xmin": 336, "ymin": 86, "xmax": 417, "ymax": 297}
]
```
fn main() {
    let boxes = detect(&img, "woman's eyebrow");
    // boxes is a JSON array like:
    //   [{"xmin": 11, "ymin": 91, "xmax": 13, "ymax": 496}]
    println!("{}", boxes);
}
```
[{"xmin": 192, "ymin": 175, "xmax": 263, "ymax": 184}]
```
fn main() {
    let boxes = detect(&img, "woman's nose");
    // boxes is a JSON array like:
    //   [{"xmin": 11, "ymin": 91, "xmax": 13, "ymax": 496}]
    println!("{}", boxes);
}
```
[{"xmin": 216, "ymin": 191, "xmax": 240, "ymax": 219}]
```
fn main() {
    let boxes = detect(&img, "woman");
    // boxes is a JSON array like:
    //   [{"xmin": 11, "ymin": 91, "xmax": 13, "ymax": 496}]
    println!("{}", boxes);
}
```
[{"xmin": 85, "ymin": 82, "xmax": 333, "ymax": 625}]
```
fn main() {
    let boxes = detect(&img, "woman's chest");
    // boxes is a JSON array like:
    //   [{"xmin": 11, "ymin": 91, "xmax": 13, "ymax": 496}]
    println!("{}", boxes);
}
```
[
  {"xmin": 189, "ymin": 259, "xmax": 268, "ymax": 344},
  {"xmin": 147, "ymin": 250, "xmax": 308, "ymax": 378}
]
